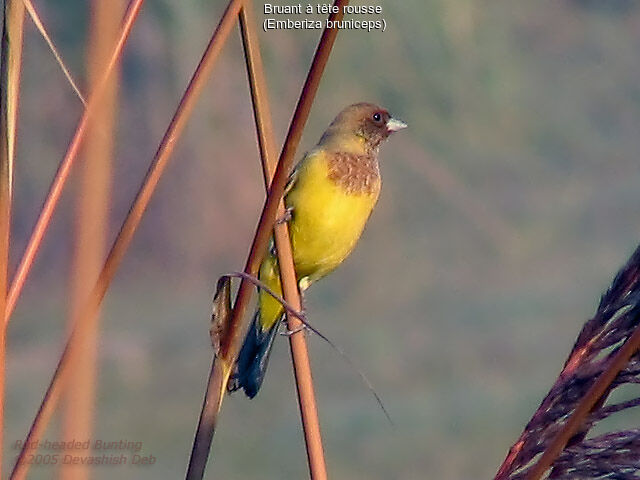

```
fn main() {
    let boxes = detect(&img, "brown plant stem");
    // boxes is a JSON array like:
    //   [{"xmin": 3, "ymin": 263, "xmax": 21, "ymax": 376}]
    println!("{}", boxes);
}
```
[
  {"xmin": 10, "ymin": 1, "xmax": 242, "ymax": 478},
  {"xmin": 0, "ymin": 0, "xmax": 25, "ymax": 474},
  {"xmin": 494, "ymin": 247, "xmax": 640, "ymax": 480},
  {"xmin": 0, "ymin": 0, "xmax": 25, "ymax": 475},
  {"xmin": 3, "ymin": 0, "xmax": 144, "ymax": 329},
  {"xmin": 61, "ymin": 1, "xmax": 124, "ymax": 479},
  {"xmin": 186, "ymin": 1, "xmax": 348, "ymax": 478},
  {"xmin": 1, "ymin": 0, "xmax": 24, "ymax": 197},
  {"xmin": 240, "ymin": 2, "xmax": 327, "ymax": 476}
]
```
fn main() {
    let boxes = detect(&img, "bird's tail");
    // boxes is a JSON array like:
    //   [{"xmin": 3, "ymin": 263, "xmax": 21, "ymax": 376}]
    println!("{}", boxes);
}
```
[{"xmin": 228, "ymin": 310, "xmax": 281, "ymax": 398}]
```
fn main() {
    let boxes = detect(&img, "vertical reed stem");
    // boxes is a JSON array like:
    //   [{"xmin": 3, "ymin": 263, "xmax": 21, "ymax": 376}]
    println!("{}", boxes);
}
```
[
  {"xmin": 61, "ymin": 1, "xmax": 124, "ymax": 479},
  {"xmin": 239, "ymin": 3, "xmax": 327, "ymax": 477},
  {"xmin": 0, "ymin": 0, "xmax": 25, "ymax": 474}
]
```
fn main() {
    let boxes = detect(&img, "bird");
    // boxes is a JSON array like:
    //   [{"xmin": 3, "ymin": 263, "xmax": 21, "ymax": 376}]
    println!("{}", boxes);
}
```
[{"xmin": 229, "ymin": 102, "xmax": 407, "ymax": 398}]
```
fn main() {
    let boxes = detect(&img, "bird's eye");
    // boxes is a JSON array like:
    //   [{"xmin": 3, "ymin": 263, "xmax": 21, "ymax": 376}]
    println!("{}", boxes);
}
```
[{"xmin": 372, "ymin": 112, "xmax": 382, "ymax": 123}]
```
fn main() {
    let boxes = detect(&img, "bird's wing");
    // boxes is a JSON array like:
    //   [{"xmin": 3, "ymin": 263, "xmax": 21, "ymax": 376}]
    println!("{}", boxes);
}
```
[
  {"xmin": 284, "ymin": 150, "xmax": 311, "ymax": 197},
  {"xmin": 285, "ymin": 147, "xmax": 324, "ymax": 196},
  {"xmin": 284, "ymin": 160, "xmax": 301, "ymax": 197}
]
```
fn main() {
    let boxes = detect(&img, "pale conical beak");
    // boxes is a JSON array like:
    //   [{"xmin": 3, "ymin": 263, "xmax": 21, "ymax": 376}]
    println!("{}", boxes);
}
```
[{"xmin": 386, "ymin": 117, "xmax": 408, "ymax": 133}]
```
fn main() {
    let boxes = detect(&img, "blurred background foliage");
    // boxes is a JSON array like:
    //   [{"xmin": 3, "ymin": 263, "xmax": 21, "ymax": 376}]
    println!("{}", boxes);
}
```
[{"xmin": 5, "ymin": 0, "xmax": 640, "ymax": 478}]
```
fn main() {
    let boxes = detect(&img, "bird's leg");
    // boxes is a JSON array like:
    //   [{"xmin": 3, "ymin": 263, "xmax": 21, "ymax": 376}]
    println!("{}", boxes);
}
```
[
  {"xmin": 280, "ymin": 324, "xmax": 307, "ymax": 337},
  {"xmin": 280, "ymin": 279, "xmax": 309, "ymax": 336},
  {"xmin": 275, "ymin": 206, "xmax": 294, "ymax": 225},
  {"xmin": 298, "ymin": 286, "xmax": 308, "ymax": 316},
  {"xmin": 280, "ymin": 309, "xmax": 308, "ymax": 335}
]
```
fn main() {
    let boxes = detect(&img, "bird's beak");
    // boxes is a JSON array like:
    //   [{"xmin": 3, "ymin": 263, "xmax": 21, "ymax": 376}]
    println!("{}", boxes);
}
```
[{"xmin": 386, "ymin": 117, "xmax": 408, "ymax": 133}]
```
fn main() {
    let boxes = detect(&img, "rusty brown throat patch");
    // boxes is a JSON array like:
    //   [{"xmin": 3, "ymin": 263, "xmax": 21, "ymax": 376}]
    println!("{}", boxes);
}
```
[{"xmin": 327, "ymin": 151, "xmax": 381, "ymax": 195}]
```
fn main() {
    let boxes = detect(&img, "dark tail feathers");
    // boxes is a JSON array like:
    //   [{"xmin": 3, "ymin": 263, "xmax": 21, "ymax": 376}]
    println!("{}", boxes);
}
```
[{"xmin": 228, "ymin": 311, "xmax": 281, "ymax": 398}]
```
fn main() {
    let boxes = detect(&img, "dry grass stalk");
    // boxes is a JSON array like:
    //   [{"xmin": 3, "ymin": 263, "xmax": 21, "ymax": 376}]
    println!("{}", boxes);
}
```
[
  {"xmin": 9, "ymin": 1, "xmax": 145, "ymax": 477},
  {"xmin": 1, "ymin": 0, "xmax": 24, "ymax": 197},
  {"xmin": 240, "ymin": 1, "xmax": 328, "ymax": 476},
  {"xmin": 3, "ymin": 0, "xmax": 144, "ymax": 328},
  {"xmin": 11, "ymin": 0, "xmax": 242, "ymax": 478},
  {"xmin": 22, "ymin": 0, "xmax": 85, "ymax": 105},
  {"xmin": 496, "ymin": 245, "xmax": 640, "ymax": 480},
  {"xmin": 186, "ymin": 2, "xmax": 349, "ymax": 478},
  {"xmin": 61, "ymin": 1, "xmax": 124, "ymax": 479},
  {"xmin": 0, "ymin": 0, "xmax": 25, "ymax": 474}
]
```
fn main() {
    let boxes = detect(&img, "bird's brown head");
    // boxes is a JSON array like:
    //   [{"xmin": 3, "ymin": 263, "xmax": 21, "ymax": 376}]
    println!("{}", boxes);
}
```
[{"xmin": 319, "ymin": 102, "xmax": 407, "ymax": 154}]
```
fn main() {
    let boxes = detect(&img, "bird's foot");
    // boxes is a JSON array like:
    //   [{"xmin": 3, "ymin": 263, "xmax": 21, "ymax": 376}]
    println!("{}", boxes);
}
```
[
  {"xmin": 275, "ymin": 207, "xmax": 294, "ymax": 225},
  {"xmin": 280, "ymin": 323, "xmax": 308, "ymax": 337}
]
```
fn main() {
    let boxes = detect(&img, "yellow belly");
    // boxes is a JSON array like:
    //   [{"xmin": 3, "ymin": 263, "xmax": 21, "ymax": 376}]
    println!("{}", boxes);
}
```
[{"xmin": 258, "ymin": 150, "xmax": 380, "ymax": 330}]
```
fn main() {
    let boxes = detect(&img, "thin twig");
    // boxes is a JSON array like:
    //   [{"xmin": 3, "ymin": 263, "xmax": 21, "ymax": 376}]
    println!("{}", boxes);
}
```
[{"xmin": 22, "ymin": 0, "xmax": 86, "ymax": 105}]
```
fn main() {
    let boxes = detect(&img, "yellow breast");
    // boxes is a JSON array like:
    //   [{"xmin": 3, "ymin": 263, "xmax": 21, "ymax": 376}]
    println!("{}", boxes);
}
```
[
  {"xmin": 257, "ymin": 148, "xmax": 381, "ymax": 331},
  {"xmin": 286, "ymin": 148, "xmax": 380, "ymax": 281}
]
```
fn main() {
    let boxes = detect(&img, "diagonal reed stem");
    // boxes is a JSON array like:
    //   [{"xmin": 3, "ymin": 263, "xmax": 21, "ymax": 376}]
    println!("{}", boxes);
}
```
[
  {"xmin": 22, "ymin": 0, "xmax": 86, "ymax": 105},
  {"xmin": 239, "ymin": 2, "xmax": 327, "ymax": 476},
  {"xmin": 186, "ymin": 1, "xmax": 348, "ymax": 478},
  {"xmin": 3, "ymin": 0, "xmax": 144, "ymax": 330},
  {"xmin": 10, "ymin": 1, "xmax": 242, "ymax": 478}
]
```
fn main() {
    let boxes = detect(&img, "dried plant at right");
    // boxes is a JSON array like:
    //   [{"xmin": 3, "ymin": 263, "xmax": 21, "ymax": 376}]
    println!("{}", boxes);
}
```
[{"xmin": 496, "ymin": 245, "xmax": 640, "ymax": 480}]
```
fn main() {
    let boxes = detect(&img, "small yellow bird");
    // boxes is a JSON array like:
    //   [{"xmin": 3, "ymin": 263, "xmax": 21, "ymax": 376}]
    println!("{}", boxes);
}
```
[{"xmin": 230, "ymin": 103, "xmax": 407, "ymax": 397}]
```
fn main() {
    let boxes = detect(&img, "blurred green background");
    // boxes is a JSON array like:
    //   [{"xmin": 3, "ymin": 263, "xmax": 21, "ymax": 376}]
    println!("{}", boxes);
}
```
[{"xmin": 5, "ymin": 0, "xmax": 640, "ymax": 478}]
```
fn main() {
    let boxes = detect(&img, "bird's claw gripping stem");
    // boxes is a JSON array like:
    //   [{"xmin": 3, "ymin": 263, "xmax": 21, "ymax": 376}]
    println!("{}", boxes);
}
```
[
  {"xmin": 280, "ymin": 324, "xmax": 308, "ymax": 337},
  {"xmin": 275, "ymin": 207, "xmax": 294, "ymax": 225}
]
